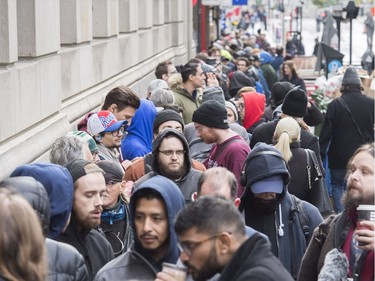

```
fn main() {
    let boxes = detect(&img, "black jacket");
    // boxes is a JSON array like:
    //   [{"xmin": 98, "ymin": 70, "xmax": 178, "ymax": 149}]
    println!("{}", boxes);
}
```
[
  {"xmin": 250, "ymin": 120, "xmax": 322, "ymax": 164},
  {"xmin": 319, "ymin": 89, "xmax": 374, "ymax": 169},
  {"xmin": 287, "ymin": 143, "xmax": 322, "ymax": 206},
  {"xmin": 57, "ymin": 215, "xmax": 114, "ymax": 281},
  {"xmin": 219, "ymin": 233, "xmax": 294, "ymax": 281}
]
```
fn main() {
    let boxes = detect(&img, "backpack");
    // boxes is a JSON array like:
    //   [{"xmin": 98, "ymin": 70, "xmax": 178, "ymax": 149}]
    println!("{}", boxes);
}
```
[{"xmin": 290, "ymin": 195, "xmax": 310, "ymax": 241}]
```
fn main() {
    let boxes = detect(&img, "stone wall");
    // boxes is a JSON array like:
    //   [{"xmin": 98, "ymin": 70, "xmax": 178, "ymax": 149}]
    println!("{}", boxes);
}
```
[{"xmin": 0, "ymin": 0, "xmax": 195, "ymax": 180}]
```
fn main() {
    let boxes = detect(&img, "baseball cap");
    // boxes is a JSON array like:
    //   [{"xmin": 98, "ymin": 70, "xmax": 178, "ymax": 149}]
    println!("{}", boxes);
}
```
[
  {"xmin": 87, "ymin": 110, "xmax": 128, "ymax": 136},
  {"xmin": 65, "ymin": 159, "xmax": 104, "ymax": 183},
  {"xmin": 96, "ymin": 160, "xmax": 124, "ymax": 183},
  {"xmin": 251, "ymin": 175, "xmax": 284, "ymax": 194}
]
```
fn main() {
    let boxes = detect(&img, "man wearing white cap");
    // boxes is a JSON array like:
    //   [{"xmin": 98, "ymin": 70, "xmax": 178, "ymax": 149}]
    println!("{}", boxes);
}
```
[{"xmin": 87, "ymin": 110, "xmax": 127, "ymax": 168}]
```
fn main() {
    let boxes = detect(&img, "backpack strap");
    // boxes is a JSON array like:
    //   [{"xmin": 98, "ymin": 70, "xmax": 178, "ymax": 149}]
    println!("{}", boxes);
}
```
[
  {"xmin": 337, "ymin": 97, "xmax": 368, "ymax": 142},
  {"xmin": 291, "ymin": 195, "xmax": 310, "ymax": 240},
  {"xmin": 143, "ymin": 153, "xmax": 153, "ymax": 174}
]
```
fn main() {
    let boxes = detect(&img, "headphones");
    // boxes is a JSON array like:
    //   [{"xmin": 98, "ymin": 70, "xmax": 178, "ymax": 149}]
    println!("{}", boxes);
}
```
[{"xmin": 240, "ymin": 150, "xmax": 289, "ymax": 187}]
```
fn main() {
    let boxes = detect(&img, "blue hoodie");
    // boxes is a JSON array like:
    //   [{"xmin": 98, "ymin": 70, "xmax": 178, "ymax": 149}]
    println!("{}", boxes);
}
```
[
  {"xmin": 121, "ymin": 99, "xmax": 157, "ymax": 161},
  {"xmin": 130, "ymin": 175, "xmax": 185, "ymax": 272},
  {"xmin": 10, "ymin": 163, "xmax": 74, "ymax": 240}
]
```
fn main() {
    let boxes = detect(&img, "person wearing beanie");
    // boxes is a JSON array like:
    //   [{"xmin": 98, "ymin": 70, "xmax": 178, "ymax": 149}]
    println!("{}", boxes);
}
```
[
  {"xmin": 263, "ymin": 81, "xmax": 294, "ymax": 122},
  {"xmin": 238, "ymin": 91, "xmax": 266, "ymax": 134},
  {"xmin": 225, "ymin": 101, "xmax": 239, "ymax": 123},
  {"xmin": 124, "ymin": 110, "xmax": 205, "ymax": 182},
  {"xmin": 202, "ymin": 86, "xmax": 226, "ymax": 105},
  {"xmin": 228, "ymin": 70, "xmax": 256, "ymax": 98},
  {"xmin": 193, "ymin": 100, "xmax": 250, "ymax": 197},
  {"xmin": 281, "ymin": 86, "xmax": 308, "ymax": 118},
  {"xmin": 250, "ymin": 87, "xmax": 322, "ymax": 167},
  {"xmin": 96, "ymin": 160, "xmax": 133, "ymax": 257},
  {"xmin": 239, "ymin": 142, "xmax": 323, "ymax": 279},
  {"xmin": 319, "ymin": 66, "xmax": 374, "ymax": 212}
]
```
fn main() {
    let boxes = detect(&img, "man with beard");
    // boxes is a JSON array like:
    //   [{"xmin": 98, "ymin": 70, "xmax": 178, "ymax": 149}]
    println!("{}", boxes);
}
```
[
  {"xmin": 136, "ymin": 128, "xmax": 202, "ymax": 203},
  {"xmin": 156, "ymin": 196, "xmax": 294, "ymax": 281},
  {"xmin": 239, "ymin": 142, "xmax": 323, "ymax": 279},
  {"xmin": 94, "ymin": 175, "xmax": 185, "ymax": 280},
  {"xmin": 87, "ymin": 110, "xmax": 127, "ymax": 169},
  {"xmin": 192, "ymin": 100, "xmax": 250, "ymax": 197},
  {"xmin": 57, "ymin": 159, "xmax": 114, "ymax": 280},
  {"xmin": 298, "ymin": 143, "xmax": 375, "ymax": 281}
]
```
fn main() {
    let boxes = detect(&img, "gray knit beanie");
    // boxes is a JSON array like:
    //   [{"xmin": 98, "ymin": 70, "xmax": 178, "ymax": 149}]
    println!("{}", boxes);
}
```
[
  {"xmin": 342, "ymin": 66, "xmax": 361, "ymax": 86},
  {"xmin": 225, "ymin": 101, "xmax": 238, "ymax": 121},
  {"xmin": 202, "ymin": 86, "xmax": 226, "ymax": 105}
]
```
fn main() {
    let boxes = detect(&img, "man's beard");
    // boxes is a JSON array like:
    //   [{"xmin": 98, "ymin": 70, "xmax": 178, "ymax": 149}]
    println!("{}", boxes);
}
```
[
  {"xmin": 158, "ymin": 160, "xmax": 188, "ymax": 180},
  {"xmin": 342, "ymin": 184, "xmax": 375, "ymax": 212},
  {"xmin": 188, "ymin": 246, "xmax": 221, "ymax": 281}
]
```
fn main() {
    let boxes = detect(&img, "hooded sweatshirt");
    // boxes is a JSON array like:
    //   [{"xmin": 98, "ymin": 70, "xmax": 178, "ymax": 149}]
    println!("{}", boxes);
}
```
[
  {"xmin": 239, "ymin": 143, "xmax": 323, "ymax": 279},
  {"xmin": 10, "ymin": 163, "xmax": 74, "ymax": 240},
  {"xmin": 94, "ymin": 175, "xmax": 185, "ymax": 281},
  {"xmin": 241, "ymin": 92, "xmax": 266, "ymax": 133},
  {"xmin": 121, "ymin": 99, "xmax": 157, "ymax": 161},
  {"xmin": 150, "ymin": 129, "xmax": 201, "ymax": 203},
  {"xmin": 2, "ymin": 176, "xmax": 89, "ymax": 281}
]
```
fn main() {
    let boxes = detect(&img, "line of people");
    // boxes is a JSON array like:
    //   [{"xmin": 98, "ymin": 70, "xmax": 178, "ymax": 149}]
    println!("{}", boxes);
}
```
[{"xmin": 0, "ymin": 47, "xmax": 373, "ymax": 281}]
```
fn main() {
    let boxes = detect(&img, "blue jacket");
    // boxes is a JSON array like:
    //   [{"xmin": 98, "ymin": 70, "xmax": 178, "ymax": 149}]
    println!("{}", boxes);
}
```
[{"xmin": 121, "ymin": 99, "xmax": 157, "ymax": 161}]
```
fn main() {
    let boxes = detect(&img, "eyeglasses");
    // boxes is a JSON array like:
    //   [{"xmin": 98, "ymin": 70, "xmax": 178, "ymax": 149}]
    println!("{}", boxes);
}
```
[
  {"xmin": 159, "ymin": 150, "xmax": 185, "ymax": 157},
  {"xmin": 110, "ymin": 126, "xmax": 125, "ymax": 137},
  {"xmin": 178, "ymin": 232, "xmax": 230, "ymax": 257},
  {"xmin": 237, "ymin": 103, "xmax": 245, "ymax": 110}
]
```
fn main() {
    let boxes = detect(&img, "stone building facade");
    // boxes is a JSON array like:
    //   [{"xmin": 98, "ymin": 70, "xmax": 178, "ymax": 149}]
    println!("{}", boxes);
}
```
[{"xmin": 0, "ymin": 0, "xmax": 195, "ymax": 180}]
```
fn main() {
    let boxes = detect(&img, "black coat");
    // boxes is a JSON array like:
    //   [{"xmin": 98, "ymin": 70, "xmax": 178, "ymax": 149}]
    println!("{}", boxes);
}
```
[
  {"xmin": 250, "ymin": 120, "xmax": 322, "ymax": 164},
  {"xmin": 319, "ymin": 89, "xmax": 374, "ymax": 169},
  {"xmin": 218, "ymin": 233, "xmax": 294, "ymax": 281},
  {"xmin": 288, "ymin": 143, "xmax": 322, "ymax": 206},
  {"xmin": 57, "ymin": 215, "xmax": 114, "ymax": 281}
]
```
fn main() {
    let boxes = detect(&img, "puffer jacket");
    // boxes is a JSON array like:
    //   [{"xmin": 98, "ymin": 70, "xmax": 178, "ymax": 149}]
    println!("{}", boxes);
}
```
[{"xmin": 1, "ymin": 176, "xmax": 89, "ymax": 281}]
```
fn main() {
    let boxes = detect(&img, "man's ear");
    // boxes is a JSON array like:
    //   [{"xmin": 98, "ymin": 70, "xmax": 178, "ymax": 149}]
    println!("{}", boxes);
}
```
[
  {"xmin": 217, "ymin": 232, "xmax": 231, "ymax": 254},
  {"xmin": 233, "ymin": 198, "xmax": 241, "ymax": 209},
  {"xmin": 162, "ymin": 73, "xmax": 168, "ymax": 81},
  {"xmin": 108, "ymin": 103, "xmax": 117, "ymax": 113},
  {"xmin": 192, "ymin": 192, "xmax": 198, "ymax": 201},
  {"xmin": 120, "ymin": 181, "xmax": 127, "ymax": 192}
]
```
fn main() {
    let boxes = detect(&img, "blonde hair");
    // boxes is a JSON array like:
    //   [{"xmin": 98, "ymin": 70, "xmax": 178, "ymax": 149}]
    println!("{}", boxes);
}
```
[
  {"xmin": 273, "ymin": 117, "xmax": 301, "ymax": 162},
  {"xmin": 0, "ymin": 189, "xmax": 47, "ymax": 281},
  {"xmin": 238, "ymin": 86, "xmax": 256, "ymax": 95}
]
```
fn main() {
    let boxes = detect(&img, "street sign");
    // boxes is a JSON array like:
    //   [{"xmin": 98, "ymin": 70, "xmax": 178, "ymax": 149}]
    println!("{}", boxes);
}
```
[
  {"xmin": 220, "ymin": 0, "xmax": 232, "ymax": 9},
  {"xmin": 232, "ymin": 0, "xmax": 248, "ymax": 5},
  {"xmin": 202, "ymin": 0, "xmax": 221, "ymax": 5}
]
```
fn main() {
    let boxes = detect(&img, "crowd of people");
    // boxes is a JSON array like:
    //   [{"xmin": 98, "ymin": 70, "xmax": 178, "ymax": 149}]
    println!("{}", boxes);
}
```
[{"xmin": 0, "ymin": 34, "xmax": 374, "ymax": 281}]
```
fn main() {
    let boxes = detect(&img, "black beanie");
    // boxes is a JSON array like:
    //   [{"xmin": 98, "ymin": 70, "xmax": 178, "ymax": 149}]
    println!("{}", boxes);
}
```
[
  {"xmin": 192, "ymin": 100, "xmax": 229, "ymax": 129},
  {"xmin": 271, "ymin": 81, "xmax": 294, "ymax": 107},
  {"xmin": 342, "ymin": 66, "xmax": 361, "ymax": 86},
  {"xmin": 281, "ymin": 87, "xmax": 308, "ymax": 118},
  {"xmin": 153, "ymin": 109, "xmax": 185, "ymax": 134}
]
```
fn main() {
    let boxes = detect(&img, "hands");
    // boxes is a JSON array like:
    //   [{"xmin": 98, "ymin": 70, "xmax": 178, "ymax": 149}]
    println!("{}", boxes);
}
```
[
  {"xmin": 206, "ymin": 72, "xmax": 219, "ymax": 87},
  {"xmin": 355, "ymin": 220, "xmax": 375, "ymax": 251}
]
